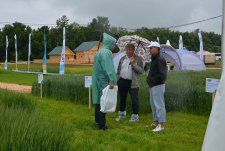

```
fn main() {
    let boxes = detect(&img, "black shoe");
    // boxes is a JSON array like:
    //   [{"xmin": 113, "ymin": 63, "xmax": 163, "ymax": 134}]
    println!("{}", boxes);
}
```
[{"xmin": 99, "ymin": 126, "xmax": 108, "ymax": 131}]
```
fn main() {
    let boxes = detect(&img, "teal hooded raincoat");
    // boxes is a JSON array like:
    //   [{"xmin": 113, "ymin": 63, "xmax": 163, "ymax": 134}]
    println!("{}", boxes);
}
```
[{"xmin": 92, "ymin": 33, "xmax": 117, "ymax": 104}]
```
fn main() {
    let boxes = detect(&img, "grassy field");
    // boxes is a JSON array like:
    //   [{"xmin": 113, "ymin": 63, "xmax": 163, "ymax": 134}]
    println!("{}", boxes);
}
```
[
  {"xmin": 0, "ymin": 63, "xmax": 217, "ymax": 150},
  {"xmin": 2, "ymin": 63, "xmax": 93, "ymax": 74},
  {"xmin": 32, "ymin": 70, "xmax": 221, "ymax": 115},
  {"xmin": 206, "ymin": 60, "xmax": 222, "ymax": 68},
  {"xmin": 0, "ymin": 64, "xmax": 92, "ymax": 86},
  {"xmin": 0, "ymin": 89, "xmax": 208, "ymax": 151},
  {"xmin": 0, "ymin": 70, "xmax": 37, "ymax": 85}
]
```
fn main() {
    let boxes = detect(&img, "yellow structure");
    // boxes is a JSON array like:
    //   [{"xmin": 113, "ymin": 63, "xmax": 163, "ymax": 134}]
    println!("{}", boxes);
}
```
[
  {"xmin": 48, "ymin": 46, "xmax": 75, "ymax": 63},
  {"xmin": 74, "ymin": 41, "xmax": 102, "ymax": 64},
  {"xmin": 197, "ymin": 51, "xmax": 216, "ymax": 64}
]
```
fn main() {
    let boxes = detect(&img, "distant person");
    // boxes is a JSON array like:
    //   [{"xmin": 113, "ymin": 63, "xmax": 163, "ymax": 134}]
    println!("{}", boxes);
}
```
[
  {"xmin": 147, "ymin": 41, "xmax": 167, "ymax": 132},
  {"xmin": 116, "ymin": 43, "xmax": 144, "ymax": 122},
  {"xmin": 92, "ymin": 33, "xmax": 117, "ymax": 130}
]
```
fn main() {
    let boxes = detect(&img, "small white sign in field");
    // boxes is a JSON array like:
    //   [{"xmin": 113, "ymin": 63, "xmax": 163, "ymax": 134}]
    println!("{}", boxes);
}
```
[
  {"xmin": 206, "ymin": 78, "xmax": 220, "ymax": 93},
  {"xmin": 38, "ymin": 74, "xmax": 44, "ymax": 84},
  {"xmin": 85, "ymin": 76, "xmax": 92, "ymax": 88}
]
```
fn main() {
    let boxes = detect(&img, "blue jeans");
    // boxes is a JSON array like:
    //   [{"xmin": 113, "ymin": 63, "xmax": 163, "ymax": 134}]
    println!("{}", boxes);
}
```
[{"xmin": 149, "ymin": 84, "xmax": 166, "ymax": 123}]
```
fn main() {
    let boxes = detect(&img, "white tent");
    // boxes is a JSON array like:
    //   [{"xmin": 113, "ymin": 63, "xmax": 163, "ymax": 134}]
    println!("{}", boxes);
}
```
[
  {"xmin": 160, "ymin": 45, "xmax": 206, "ymax": 71},
  {"xmin": 177, "ymin": 49, "xmax": 206, "ymax": 70}
]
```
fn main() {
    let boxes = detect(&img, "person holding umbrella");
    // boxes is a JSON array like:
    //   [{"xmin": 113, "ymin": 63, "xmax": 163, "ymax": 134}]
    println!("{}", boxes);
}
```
[
  {"xmin": 147, "ymin": 41, "xmax": 167, "ymax": 132},
  {"xmin": 116, "ymin": 43, "xmax": 144, "ymax": 122}
]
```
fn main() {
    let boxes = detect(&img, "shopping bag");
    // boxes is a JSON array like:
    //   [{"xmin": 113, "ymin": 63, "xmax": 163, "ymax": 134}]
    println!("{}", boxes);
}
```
[{"xmin": 100, "ymin": 85, "xmax": 118, "ymax": 113}]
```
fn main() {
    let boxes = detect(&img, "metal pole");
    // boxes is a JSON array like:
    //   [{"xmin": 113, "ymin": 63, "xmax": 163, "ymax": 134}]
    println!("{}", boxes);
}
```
[
  {"xmin": 89, "ymin": 87, "xmax": 91, "ymax": 109},
  {"xmin": 222, "ymin": 0, "xmax": 225, "ymax": 72}
]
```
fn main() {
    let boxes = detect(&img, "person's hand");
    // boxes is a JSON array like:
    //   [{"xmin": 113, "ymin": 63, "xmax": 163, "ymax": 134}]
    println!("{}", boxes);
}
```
[
  {"xmin": 130, "ymin": 56, "xmax": 135, "ymax": 65},
  {"xmin": 109, "ymin": 82, "xmax": 114, "ymax": 89}
]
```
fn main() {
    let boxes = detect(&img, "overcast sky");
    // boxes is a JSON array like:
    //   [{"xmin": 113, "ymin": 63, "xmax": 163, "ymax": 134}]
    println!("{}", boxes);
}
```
[{"xmin": 0, "ymin": 0, "xmax": 223, "ymax": 33}]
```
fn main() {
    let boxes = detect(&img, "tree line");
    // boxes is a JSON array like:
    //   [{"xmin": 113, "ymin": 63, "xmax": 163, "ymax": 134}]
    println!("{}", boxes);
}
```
[{"xmin": 0, "ymin": 15, "xmax": 221, "ymax": 62}]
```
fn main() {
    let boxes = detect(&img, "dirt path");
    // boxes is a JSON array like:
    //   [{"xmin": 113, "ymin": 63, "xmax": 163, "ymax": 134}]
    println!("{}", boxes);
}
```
[{"xmin": 0, "ymin": 82, "xmax": 32, "ymax": 93}]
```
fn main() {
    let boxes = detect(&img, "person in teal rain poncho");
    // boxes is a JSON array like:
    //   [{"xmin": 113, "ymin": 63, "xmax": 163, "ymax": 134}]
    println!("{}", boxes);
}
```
[{"xmin": 92, "ymin": 33, "xmax": 118, "ymax": 130}]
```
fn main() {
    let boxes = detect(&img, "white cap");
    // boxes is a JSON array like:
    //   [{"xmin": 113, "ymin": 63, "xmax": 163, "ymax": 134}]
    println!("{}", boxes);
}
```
[{"xmin": 147, "ymin": 41, "xmax": 160, "ymax": 48}]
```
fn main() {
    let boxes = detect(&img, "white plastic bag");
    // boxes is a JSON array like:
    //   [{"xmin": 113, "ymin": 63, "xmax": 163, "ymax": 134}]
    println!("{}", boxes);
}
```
[{"xmin": 100, "ymin": 85, "xmax": 118, "ymax": 113}]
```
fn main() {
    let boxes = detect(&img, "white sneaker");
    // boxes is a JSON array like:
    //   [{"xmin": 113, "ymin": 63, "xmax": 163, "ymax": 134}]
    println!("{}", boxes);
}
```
[
  {"xmin": 129, "ymin": 114, "xmax": 139, "ymax": 122},
  {"xmin": 115, "ymin": 111, "xmax": 126, "ymax": 122},
  {"xmin": 152, "ymin": 124, "xmax": 164, "ymax": 132}
]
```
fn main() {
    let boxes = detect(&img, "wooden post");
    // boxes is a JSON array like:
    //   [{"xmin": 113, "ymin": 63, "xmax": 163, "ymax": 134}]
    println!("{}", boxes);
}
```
[
  {"xmin": 89, "ymin": 87, "xmax": 91, "ymax": 109},
  {"xmin": 40, "ymin": 82, "xmax": 43, "ymax": 99}
]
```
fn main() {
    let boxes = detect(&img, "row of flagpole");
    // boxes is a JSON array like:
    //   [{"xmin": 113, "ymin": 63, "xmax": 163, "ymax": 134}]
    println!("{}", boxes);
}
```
[
  {"xmin": 157, "ymin": 31, "xmax": 204, "ymax": 61},
  {"xmin": 3, "ymin": 27, "xmax": 66, "ymax": 75},
  {"xmin": 3, "ymin": 26, "xmax": 204, "ymax": 73}
]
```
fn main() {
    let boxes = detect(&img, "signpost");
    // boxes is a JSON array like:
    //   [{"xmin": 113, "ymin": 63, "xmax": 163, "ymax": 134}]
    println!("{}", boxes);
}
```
[
  {"xmin": 206, "ymin": 78, "xmax": 220, "ymax": 104},
  {"xmin": 38, "ymin": 74, "xmax": 44, "ymax": 98},
  {"xmin": 85, "ymin": 76, "xmax": 92, "ymax": 109}
]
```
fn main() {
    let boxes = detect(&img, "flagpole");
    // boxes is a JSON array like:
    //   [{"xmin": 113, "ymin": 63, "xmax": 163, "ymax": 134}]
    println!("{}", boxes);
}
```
[
  {"xmin": 42, "ymin": 32, "xmax": 47, "ymax": 74},
  {"xmin": 4, "ymin": 36, "xmax": 8, "ymax": 70},
  {"xmin": 15, "ymin": 34, "xmax": 18, "ymax": 71},
  {"xmin": 59, "ymin": 27, "xmax": 66, "ymax": 74},
  {"xmin": 28, "ymin": 33, "xmax": 31, "ymax": 72},
  {"xmin": 198, "ymin": 31, "xmax": 204, "ymax": 62}
]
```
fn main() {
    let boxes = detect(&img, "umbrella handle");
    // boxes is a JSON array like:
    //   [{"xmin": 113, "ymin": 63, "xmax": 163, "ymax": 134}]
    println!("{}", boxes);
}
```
[{"xmin": 135, "ymin": 41, "xmax": 141, "ymax": 51}]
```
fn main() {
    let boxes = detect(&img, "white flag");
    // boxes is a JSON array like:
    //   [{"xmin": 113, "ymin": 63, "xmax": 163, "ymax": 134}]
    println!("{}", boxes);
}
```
[
  {"xmin": 59, "ymin": 27, "xmax": 66, "ymax": 74},
  {"xmin": 28, "ymin": 33, "xmax": 31, "ymax": 65},
  {"xmin": 14, "ymin": 34, "xmax": 18, "ymax": 64},
  {"xmin": 198, "ymin": 31, "xmax": 204, "ymax": 61},
  {"xmin": 202, "ymin": 73, "xmax": 225, "ymax": 151},
  {"xmin": 4, "ymin": 36, "xmax": 8, "ymax": 70},
  {"xmin": 179, "ymin": 35, "xmax": 183, "ymax": 50},
  {"xmin": 157, "ymin": 37, "xmax": 160, "ymax": 44}
]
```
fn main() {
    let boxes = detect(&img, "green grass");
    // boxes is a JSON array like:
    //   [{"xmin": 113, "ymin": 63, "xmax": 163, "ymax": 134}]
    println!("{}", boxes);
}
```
[
  {"xmin": 3, "ymin": 63, "xmax": 93, "ymax": 74},
  {"xmin": 35, "ymin": 96, "xmax": 208, "ymax": 151},
  {"xmin": 0, "ymin": 64, "xmax": 92, "ymax": 86},
  {"xmin": 32, "ymin": 70, "xmax": 221, "ymax": 115},
  {"xmin": 0, "ymin": 88, "xmax": 209, "ymax": 150},
  {"xmin": 0, "ymin": 63, "xmax": 215, "ymax": 150},
  {"xmin": 0, "ymin": 90, "xmax": 72, "ymax": 150},
  {"xmin": 0, "ymin": 70, "xmax": 37, "ymax": 85},
  {"xmin": 206, "ymin": 60, "xmax": 222, "ymax": 68}
]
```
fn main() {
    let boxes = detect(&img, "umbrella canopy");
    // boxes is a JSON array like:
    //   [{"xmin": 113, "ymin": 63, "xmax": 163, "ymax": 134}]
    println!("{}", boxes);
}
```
[{"xmin": 116, "ymin": 35, "xmax": 151, "ymax": 62}]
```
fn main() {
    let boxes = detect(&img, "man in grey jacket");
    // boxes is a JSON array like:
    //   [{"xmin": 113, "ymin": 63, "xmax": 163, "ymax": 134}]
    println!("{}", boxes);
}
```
[{"xmin": 116, "ymin": 43, "xmax": 144, "ymax": 122}]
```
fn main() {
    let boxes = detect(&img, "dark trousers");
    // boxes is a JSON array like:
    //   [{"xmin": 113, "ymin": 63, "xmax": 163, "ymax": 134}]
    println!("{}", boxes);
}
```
[
  {"xmin": 95, "ymin": 104, "xmax": 106, "ymax": 129},
  {"xmin": 118, "ymin": 78, "xmax": 139, "ymax": 114}
]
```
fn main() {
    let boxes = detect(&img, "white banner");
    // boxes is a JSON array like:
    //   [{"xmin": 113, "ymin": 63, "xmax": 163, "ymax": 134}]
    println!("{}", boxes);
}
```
[
  {"xmin": 157, "ymin": 37, "xmax": 160, "ymax": 44},
  {"xmin": 202, "ymin": 74, "xmax": 225, "ymax": 151},
  {"xmin": 14, "ymin": 34, "xmax": 18, "ymax": 66},
  {"xmin": 28, "ymin": 33, "xmax": 31, "ymax": 65},
  {"xmin": 179, "ymin": 35, "xmax": 183, "ymax": 50},
  {"xmin": 4, "ymin": 36, "xmax": 8, "ymax": 70},
  {"xmin": 59, "ymin": 27, "xmax": 66, "ymax": 74},
  {"xmin": 198, "ymin": 31, "xmax": 204, "ymax": 61}
]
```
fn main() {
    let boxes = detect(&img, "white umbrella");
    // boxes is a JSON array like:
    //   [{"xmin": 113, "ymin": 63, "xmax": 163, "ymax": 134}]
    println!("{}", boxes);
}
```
[{"xmin": 116, "ymin": 35, "xmax": 151, "ymax": 62}]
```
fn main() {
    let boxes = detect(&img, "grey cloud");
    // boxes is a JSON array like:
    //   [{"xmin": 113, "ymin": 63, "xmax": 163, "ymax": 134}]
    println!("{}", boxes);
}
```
[{"xmin": 0, "ymin": 0, "xmax": 223, "ymax": 33}]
